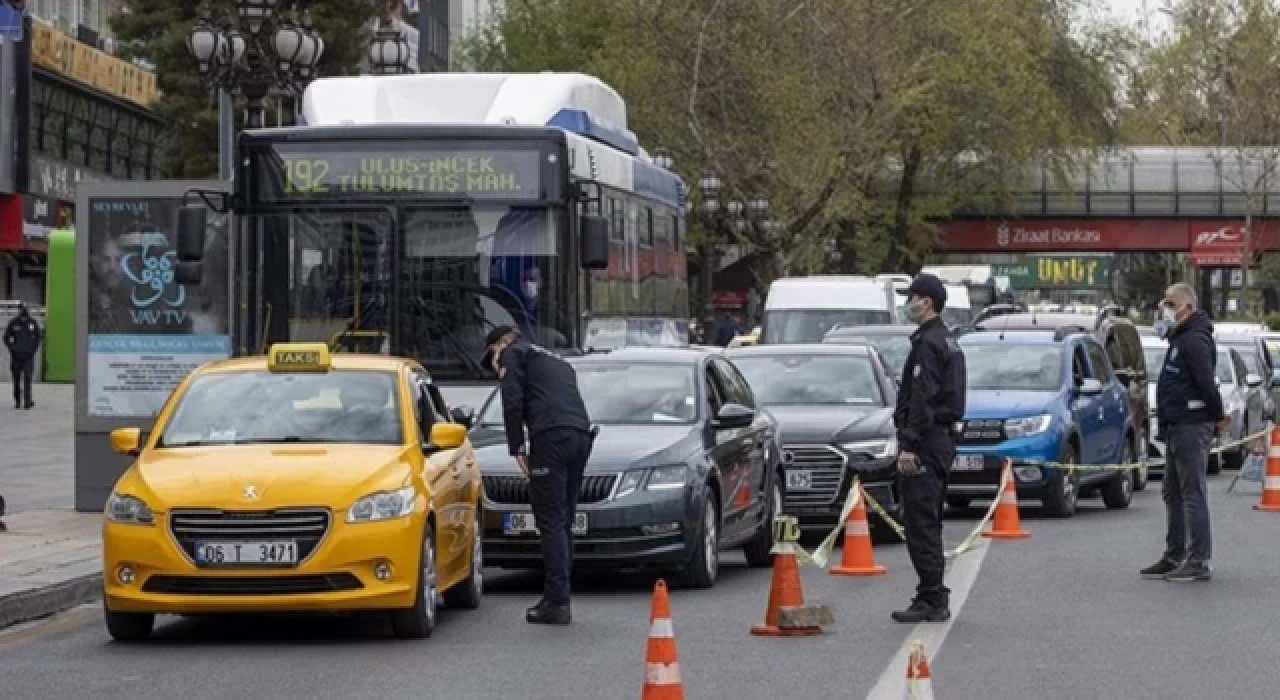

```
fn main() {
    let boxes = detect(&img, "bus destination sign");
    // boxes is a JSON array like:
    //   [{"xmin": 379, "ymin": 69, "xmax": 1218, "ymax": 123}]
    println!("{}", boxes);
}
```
[{"xmin": 256, "ymin": 145, "xmax": 545, "ymax": 201}]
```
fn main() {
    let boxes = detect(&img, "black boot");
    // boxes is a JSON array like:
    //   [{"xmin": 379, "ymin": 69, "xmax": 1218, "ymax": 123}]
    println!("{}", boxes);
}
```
[
  {"xmin": 526, "ymin": 600, "xmax": 571, "ymax": 625},
  {"xmin": 891, "ymin": 599, "xmax": 950, "ymax": 624}
]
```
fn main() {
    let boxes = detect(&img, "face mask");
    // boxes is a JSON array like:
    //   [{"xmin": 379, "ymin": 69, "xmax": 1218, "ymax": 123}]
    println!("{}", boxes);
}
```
[
  {"xmin": 1161, "ymin": 305, "xmax": 1179, "ymax": 324},
  {"xmin": 1153, "ymin": 319, "xmax": 1170, "ymax": 339},
  {"xmin": 903, "ymin": 299, "xmax": 926, "ymax": 324}
]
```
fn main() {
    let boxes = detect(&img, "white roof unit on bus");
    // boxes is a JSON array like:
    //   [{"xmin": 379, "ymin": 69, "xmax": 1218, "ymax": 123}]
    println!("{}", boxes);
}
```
[{"xmin": 765, "ymin": 276, "xmax": 888, "ymax": 311}]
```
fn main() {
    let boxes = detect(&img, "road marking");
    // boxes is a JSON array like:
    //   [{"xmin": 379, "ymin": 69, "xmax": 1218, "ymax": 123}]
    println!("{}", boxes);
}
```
[{"xmin": 865, "ymin": 537, "xmax": 992, "ymax": 700}]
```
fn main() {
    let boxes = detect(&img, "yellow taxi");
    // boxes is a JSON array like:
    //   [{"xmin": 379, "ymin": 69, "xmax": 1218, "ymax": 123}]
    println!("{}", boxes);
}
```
[{"xmin": 102, "ymin": 343, "xmax": 484, "ymax": 641}]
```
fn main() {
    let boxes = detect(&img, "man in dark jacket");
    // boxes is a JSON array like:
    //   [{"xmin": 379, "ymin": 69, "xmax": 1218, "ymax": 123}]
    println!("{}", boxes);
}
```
[
  {"xmin": 482, "ymin": 326, "xmax": 595, "ymax": 624},
  {"xmin": 1146, "ymin": 283, "xmax": 1226, "ymax": 583},
  {"xmin": 891, "ymin": 274, "xmax": 967, "ymax": 623},
  {"xmin": 4, "ymin": 305, "xmax": 41, "ymax": 410}
]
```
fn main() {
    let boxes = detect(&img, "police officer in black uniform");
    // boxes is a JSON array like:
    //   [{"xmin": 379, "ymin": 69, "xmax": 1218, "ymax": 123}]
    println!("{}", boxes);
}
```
[
  {"xmin": 482, "ymin": 325, "xmax": 595, "ymax": 625},
  {"xmin": 4, "ymin": 304, "xmax": 42, "ymax": 410},
  {"xmin": 892, "ymin": 274, "xmax": 966, "ymax": 624}
]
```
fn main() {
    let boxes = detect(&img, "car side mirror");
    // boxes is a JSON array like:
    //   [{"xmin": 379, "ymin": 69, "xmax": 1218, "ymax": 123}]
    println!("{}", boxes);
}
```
[
  {"xmin": 1245, "ymin": 373, "xmax": 1264, "ymax": 388},
  {"xmin": 176, "ymin": 204, "xmax": 207, "ymax": 261},
  {"xmin": 450, "ymin": 405, "xmax": 476, "ymax": 429},
  {"xmin": 712, "ymin": 403, "xmax": 755, "ymax": 430},
  {"xmin": 109, "ymin": 427, "xmax": 142, "ymax": 456},
  {"xmin": 580, "ymin": 215, "xmax": 609, "ymax": 270},
  {"xmin": 424, "ymin": 422, "xmax": 467, "ymax": 455},
  {"xmin": 1076, "ymin": 378, "xmax": 1104, "ymax": 395}
]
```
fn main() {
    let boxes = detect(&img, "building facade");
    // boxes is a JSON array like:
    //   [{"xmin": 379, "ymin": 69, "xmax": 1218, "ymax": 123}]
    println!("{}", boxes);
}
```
[{"xmin": 449, "ymin": 0, "xmax": 501, "ymax": 65}]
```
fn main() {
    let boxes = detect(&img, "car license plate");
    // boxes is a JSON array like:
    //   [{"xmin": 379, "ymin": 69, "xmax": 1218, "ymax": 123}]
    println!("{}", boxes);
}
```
[
  {"xmin": 786, "ymin": 470, "xmax": 813, "ymax": 490},
  {"xmin": 503, "ymin": 512, "xmax": 588, "ymax": 536},
  {"xmin": 195, "ymin": 541, "xmax": 297, "ymax": 566},
  {"xmin": 952, "ymin": 455, "xmax": 985, "ymax": 471}
]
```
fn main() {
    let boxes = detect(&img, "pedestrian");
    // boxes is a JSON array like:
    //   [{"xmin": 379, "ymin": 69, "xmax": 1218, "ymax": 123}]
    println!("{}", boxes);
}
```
[
  {"xmin": 4, "ymin": 304, "xmax": 41, "ymax": 410},
  {"xmin": 1144, "ymin": 283, "xmax": 1225, "ymax": 583},
  {"xmin": 482, "ymin": 325, "xmax": 595, "ymax": 625},
  {"xmin": 891, "ymin": 273, "xmax": 966, "ymax": 624}
]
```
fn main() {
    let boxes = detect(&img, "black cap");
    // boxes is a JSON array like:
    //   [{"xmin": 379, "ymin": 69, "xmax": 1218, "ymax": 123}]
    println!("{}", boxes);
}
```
[
  {"xmin": 479, "ymin": 325, "xmax": 519, "ymax": 368},
  {"xmin": 906, "ymin": 273, "xmax": 947, "ymax": 312}
]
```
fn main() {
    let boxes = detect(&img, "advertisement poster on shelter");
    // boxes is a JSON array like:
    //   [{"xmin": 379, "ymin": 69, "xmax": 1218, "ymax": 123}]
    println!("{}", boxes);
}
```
[{"xmin": 86, "ymin": 196, "xmax": 231, "ymax": 417}]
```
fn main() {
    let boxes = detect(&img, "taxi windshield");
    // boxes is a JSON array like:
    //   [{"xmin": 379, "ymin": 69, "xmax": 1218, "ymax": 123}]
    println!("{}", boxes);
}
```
[{"xmin": 158, "ymin": 369, "xmax": 403, "ymax": 447}]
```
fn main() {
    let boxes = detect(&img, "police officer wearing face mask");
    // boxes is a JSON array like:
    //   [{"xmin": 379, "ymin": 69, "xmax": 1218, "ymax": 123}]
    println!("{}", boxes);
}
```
[
  {"xmin": 481, "ymin": 326, "xmax": 595, "ymax": 625},
  {"xmin": 4, "ymin": 305, "xmax": 42, "ymax": 410},
  {"xmin": 892, "ymin": 274, "xmax": 966, "ymax": 624}
]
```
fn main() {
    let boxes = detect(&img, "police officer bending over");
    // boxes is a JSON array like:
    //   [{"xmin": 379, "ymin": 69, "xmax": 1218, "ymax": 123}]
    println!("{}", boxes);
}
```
[
  {"xmin": 482, "ymin": 326, "xmax": 595, "ymax": 625},
  {"xmin": 892, "ymin": 274, "xmax": 966, "ymax": 624},
  {"xmin": 4, "ymin": 304, "xmax": 41, "ymax": 410}
]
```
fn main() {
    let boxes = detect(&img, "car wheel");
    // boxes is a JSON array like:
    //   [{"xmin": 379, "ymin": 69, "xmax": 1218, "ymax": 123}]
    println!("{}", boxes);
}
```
[
  {"xmin": 742, "ymin": 477, "xmax": 780, "ymax": 568},
  {"xmin": 390, "ymin": 522, "xmax": 438, "ymax": 639},
  {"xmin": 680, "ymin": 491, "xmax": 719, "ymax": 589},
  {"xmin": 443, "ymin": 507, "xmax": 484, "ymax": 610},
  {"xmin": 103, "ymin": 600, "xmax": 154, "ymax": 643},
  {"xmin": 1042, "ymin": 443, "xmax": 1079, "ymax": 518},
  {"xmin": 1101, "ymin": 441, "xmax": 1134, "ymax": 509}
]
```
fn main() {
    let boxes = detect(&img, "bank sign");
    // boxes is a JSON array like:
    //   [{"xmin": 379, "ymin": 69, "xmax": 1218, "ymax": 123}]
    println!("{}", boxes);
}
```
[{"xmin": 993, "ymin": 255, "xmax": 1111, "ymax": 289}]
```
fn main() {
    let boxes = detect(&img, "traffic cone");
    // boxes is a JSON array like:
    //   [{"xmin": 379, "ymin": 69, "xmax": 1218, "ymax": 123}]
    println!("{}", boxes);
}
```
[
  {"xmin": 983, "ymin": 459, "xmax": 1030, "ymax": 539},
  {"xmin": 830, "ymin": 484, "xmax": 887, "ymax": 576},
  {"xmin": 1255, "ymin": 426, "xmax": 1280, "ymax": 512},
  {"xmin": 642, "ymin": 580, "xmax": 684, "ymax": 700},
  {"xmin": 903, "ymin": 641, "xmax": 935, "ymax": 699},
  {"xmin": 750, "ymin": 541, "xmax": 822, "ymax": 637}
]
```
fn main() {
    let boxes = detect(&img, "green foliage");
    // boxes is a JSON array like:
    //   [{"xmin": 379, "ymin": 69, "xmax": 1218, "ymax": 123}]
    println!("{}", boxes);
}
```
[{"xmin": 111, "ymin": 0, "xmax": 379, "ymax": 178}]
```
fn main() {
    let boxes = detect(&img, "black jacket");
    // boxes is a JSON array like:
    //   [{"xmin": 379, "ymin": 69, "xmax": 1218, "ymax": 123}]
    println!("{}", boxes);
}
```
[
  {"xmin": 894, "ymin": 317, "xmax": 966, "ymax": 452},
  {"xmin": 4, "ymin": 314, "xmax": 41, "ymax": 357},
  {"xmin": 1156, "ymin": 310, "xmax": 1223, "ymax": 425},
  {"xmin": 498, "ymin": 341, "xmax": 592, "ymax": 456}
]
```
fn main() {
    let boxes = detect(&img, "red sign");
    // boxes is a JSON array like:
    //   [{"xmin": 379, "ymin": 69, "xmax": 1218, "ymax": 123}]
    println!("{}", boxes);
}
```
[
  {"xmin": 1187, "ymin": 221, "xmax": 1280, "ymax": 266},
  {"xmin": 0, "ymin": 195, "xmax": 21, "ymax": 251},
  {"xmin": 933, "ymin": 219, "xmax": 1186, "ymax": 252},
  {"xmin": 712, "ymin": 289, "xmax": 748, "ymax": 309}
]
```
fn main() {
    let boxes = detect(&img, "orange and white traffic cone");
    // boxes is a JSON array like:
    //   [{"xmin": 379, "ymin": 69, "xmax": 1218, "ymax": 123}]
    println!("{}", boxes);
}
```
[
  {"xmin": 830, "ymin": 484, "xmax": 887, "ymax": 576},
  {"xmin": 1255, "ymin": 426, "xmax": 1280, "ymax": 512},
  {"xmin": 983, "ymin": 459, "xmax": 1030, "ymax": 539},
  {"xmin": 750, "ymin": 540, "xmax": 822, "ymax": 637},
  {"xmin": 903, "ymin": 641, "xmax": 935, "ymax": 699},
  {"xmin": 642, "ymin": 580, "xmax": 684, "ymax": 700}
]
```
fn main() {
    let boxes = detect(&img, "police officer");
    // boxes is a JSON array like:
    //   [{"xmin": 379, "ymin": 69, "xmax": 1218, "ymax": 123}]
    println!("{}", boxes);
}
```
[
  {"xmin": 4, "ymin": 304, "xmax": 41, "ymax": 410},
  {"xmin": 892, "ymin": 274, "xmax": 966, "ymax": 624},
  {"xmin": 481, "ymin": 325, "xmax": 595, "ymax": 625}
]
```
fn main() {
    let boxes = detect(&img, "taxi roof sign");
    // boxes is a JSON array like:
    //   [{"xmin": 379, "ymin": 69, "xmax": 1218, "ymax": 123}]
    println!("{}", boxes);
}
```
[{"xmin": 267, "ymin": 343, "xmax": 332, "ymax": 372}]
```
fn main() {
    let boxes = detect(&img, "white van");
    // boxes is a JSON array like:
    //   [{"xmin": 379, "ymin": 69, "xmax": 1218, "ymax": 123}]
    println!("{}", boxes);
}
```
[
  {"xmin": 761, "ymin": 276, "xmax": 893, "ymax": 344},
  {"xmin": 876, "ymin": 275, "xmax": 972, "ymax": 327}
]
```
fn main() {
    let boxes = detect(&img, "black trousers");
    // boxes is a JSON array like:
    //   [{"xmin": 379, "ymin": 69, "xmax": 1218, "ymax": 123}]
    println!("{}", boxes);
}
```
[
  {"xmin": 902, "ymin": 428, "xmax": 955, "ymax": 608},
  {"xmin": 10, "ymin": 354, "xmax": 34, "ymax": 406},
  {"xmin": 527, "ymin": 427, "xmax": 594, "ymax": 605}
]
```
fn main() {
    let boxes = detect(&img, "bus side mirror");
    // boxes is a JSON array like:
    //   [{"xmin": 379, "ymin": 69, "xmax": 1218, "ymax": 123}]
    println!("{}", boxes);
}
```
[
  {"xmin": 176, "ymin": 205, "xmax": 207, "ymax": 262},
  {"xmin": 174, "ymin": 261, "xmax": 203, "ymax": 285},
  {"xmin": 580, "ymin": 215, "xmax": 609, "ymax": 270}
]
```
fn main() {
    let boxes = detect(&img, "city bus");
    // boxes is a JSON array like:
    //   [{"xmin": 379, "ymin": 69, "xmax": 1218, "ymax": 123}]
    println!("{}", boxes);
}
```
[{"xmin": 174, "ymin": 73, "xmax": 689, "ymax": 405}]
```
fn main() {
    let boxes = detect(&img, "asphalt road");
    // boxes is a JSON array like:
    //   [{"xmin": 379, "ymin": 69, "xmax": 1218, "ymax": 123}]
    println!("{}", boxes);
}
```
[{"xmin": 3, "ymin": 476, "xmax": 1279, "ymax": 700}]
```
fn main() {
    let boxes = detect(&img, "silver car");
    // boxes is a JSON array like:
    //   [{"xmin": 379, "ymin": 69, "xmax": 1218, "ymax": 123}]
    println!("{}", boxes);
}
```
[{"xmin": 1142, "ymin": 337, "xmax": 1266, "ymax": 475}]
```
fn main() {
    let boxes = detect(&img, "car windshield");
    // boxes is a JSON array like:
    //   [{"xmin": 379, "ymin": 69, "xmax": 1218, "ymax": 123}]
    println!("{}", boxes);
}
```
[
  {"xmin": 732, "ymin": 355, "xmax": 884, "ymax": 406},
  {"xmin": 762, "ymin": 309, "xmax": 892, "ymax": 344},
  {"xmin": 480, "ymin": 362, "xmax": 697, "ymax": 424},
  {"xmin": 159, "ymin": 370, "xmax": 403, "ymax": 447},
  {"xmin": 825, "ymin": 332, "xmax": 911, "ymax": 375},
  {"xmin": 963, "ymin": 343, "xmax": 1063, "ymax": 391}
]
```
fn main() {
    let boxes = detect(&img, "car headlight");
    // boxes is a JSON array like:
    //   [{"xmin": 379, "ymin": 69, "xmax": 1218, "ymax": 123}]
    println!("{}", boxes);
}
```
[
  {"xmin": 347, "ymin": 486, "xmax": 417, "ymax": 523},
  {"xmin": 105, "ymin": 493, "xmax": 154, "ymax": 525},
  {"xmin": 840, "ymin": 437, "xmax": 898, "ymax": 459},
  {"xmin": 614, "ymin": 470, "xmax": 645, "ymax": 499},
  {"xmin": 1004, "ymin": 414, "xmax": 1052, "ymax": 439},
  {"xmin": 646, "ymin": 465, "xmax": 688, "ymax": 490}
]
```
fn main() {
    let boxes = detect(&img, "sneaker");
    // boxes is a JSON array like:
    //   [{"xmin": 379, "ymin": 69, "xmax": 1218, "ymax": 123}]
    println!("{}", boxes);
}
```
[
  {"xmin": 1140, "ymin": 558, "xmax": 1180, "ymax": 580},
  {"xmin": 526, "ymin": 601, "xmax": 571, "ymax": 625},
  {"xmin": 890, "ymin": 599, "xmax": 950, "ymax": 624},
  {"xmin": 1165, "ymin": 561, "xmax": 1212, "ymax": 582}
]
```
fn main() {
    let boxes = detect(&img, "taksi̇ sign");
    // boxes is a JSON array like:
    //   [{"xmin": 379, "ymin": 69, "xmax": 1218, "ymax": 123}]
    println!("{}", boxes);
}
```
[{"xmin": 993, "ymin": 255, "xmax": 1111, "ymax": 289}]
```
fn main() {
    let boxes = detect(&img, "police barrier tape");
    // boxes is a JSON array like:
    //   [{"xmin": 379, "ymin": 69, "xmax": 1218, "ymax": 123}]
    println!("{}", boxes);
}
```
[{"xmin": 1002, "ymin": 426, "xmax": 1271, "ymax": 472}]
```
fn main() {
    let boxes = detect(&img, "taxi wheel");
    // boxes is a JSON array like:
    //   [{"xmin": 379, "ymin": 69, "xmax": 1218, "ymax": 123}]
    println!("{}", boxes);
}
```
[
  {"xmin": 742, "ymin": 477, "xmax": 781, "ymax": 568},
  {"xmin": 443, "ymin": 507, "xmax": 484, "ymax": 610},
  {"xmin": 104, "ymin": 601, "xmax": 153, "ymax": 643},
  {"xmin": 390, "ymin": 522, "xmax": 438, "ymax": 639},
  {"xmin": 680, "ymin": 491, "xmax": 719, "ymax": 589}
]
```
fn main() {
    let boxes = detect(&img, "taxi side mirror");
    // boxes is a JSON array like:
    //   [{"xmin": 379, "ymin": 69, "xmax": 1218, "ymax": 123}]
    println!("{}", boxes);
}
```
[
  {"xmin": 109, "ymin": 427, "xmax": 142, "ymax": 457},
  {"xmin": 424, "ymin": 423, "xmax": 467, "ymax": 454}
]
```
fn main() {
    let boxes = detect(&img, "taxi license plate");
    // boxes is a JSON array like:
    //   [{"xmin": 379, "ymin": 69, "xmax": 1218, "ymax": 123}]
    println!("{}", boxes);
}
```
[
  {"xmin": 504, "ymin": 512, "xmax": 588, "ymax": 536},
  {"xmin": 786, "ymin": 470, "xmax": 813, "ymax": 490},
  {"xmin": 952, "ymin": 455, "xmax": 985, "ymax": 471},
  {"xmin": 195, "ymin": 541, "xmax": 297, "ymax": 566}
]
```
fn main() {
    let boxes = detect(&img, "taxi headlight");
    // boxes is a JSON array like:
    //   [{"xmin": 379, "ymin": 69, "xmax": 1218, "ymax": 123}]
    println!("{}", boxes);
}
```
[
  {"xmin": 646, "ymin": 465, "xmax": 688, "ymax": 491},
  {"xmin": 614, "ymin": 470, "xmax": 645, "ymax": 499},
  {"xmin": 841, "ymin": 437, "xmax": 898, "ymax": 459},
  {"xmin": 1004, "ymin": 414, "xmax": 1052, "ymax": 439},
  {"xmin": 347, "ymin": 486, "xmax": 417, "ymax": 523},
  {"xmin": 105, "ymin": 493, "xmax": 154, "ymax": 525}
]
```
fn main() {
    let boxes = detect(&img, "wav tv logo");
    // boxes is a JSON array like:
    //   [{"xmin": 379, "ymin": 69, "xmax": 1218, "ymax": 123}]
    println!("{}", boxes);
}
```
[{"xmin": 120, "ymin": 231, "xmax": 188, "ymax": 326}]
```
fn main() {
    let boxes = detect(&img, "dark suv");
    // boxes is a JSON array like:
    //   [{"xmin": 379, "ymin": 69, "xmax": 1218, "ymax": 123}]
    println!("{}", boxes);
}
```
[{"xmin": 975, "ymin": 307, "xmax": 1150, "ymax": 491}]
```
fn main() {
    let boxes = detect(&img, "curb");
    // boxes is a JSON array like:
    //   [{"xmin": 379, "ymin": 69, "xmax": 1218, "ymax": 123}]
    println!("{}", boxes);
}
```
[{"xmin": 0, "ymin": 573, "xmax": 102, "ymax": 631}]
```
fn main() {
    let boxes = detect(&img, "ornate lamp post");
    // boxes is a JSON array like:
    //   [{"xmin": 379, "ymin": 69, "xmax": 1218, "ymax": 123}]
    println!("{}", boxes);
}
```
[
  {"xmin": 367, "ymin": 9, "xmax": 414, "ymax": 75},
  {"xmin": 187, "ymin": 0, "xmax": 324, "ymax": 129}
]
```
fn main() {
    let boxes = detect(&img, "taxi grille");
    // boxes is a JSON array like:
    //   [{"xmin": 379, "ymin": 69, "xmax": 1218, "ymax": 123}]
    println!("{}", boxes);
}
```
[
  {"xmin": 168, "ymin": 508, "xmax": 331, "ymax": 565},
  {"xmin": 960, "ymin": 419, "xmax": 1006, "ymax": 445},
  {"xmin": 781, "ymin": 445, "xmax": 847, "ymax": 507},
  {"xmin": 142, "ymin": 573, "xmax": 362, "ymax": 596},
  {"xmin": 483, "ymin": 474, "xmax": 617, "ymax": 505}
]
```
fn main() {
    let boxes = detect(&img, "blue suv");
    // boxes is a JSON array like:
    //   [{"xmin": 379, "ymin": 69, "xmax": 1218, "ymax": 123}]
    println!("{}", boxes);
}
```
[{"xmin": 949, "ymin": 329, "xmax": 1138, "ymax": 517}]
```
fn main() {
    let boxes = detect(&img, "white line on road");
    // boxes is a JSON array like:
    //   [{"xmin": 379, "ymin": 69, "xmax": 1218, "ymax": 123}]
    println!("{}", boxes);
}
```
[{"xmin": 865, "ymin": 537, "xmax": 993, "ymax": 700}]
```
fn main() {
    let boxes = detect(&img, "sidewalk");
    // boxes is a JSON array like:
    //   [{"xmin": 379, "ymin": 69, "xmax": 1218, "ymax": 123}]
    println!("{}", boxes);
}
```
[
  {"xmin": 1, "ymin": 383, "xmax": 74, "ymax": 514},
  {"xmin": 0, "ymin": 509, "xmax": 101, "ymax": 630}
]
